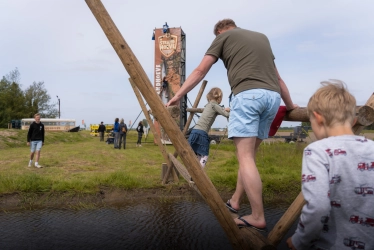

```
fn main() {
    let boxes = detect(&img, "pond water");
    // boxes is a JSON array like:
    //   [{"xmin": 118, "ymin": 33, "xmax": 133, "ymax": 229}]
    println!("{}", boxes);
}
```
[{"xmin": 0, "ymin": 200, "xmax": 297, "ymax": 250}]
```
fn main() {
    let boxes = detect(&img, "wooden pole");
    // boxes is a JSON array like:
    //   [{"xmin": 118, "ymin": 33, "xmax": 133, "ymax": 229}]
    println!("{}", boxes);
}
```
[
  {"xmin": 267, "ymin": 93, "xmax": 374, "ymax": 246},
  {"xmin": 187, "ymin": 105, "xmax": 374, "ymax": 126},
  {"xmin": 85, "ymin": 1, "xmax": 257, "ymax": 248},
  {"xmin": 162, "ymin": 80, "xmax": 208, "ymax": 184},
  {"xmin": 129, "ymin": 78, "xmax": 178, "ymax": 182}
]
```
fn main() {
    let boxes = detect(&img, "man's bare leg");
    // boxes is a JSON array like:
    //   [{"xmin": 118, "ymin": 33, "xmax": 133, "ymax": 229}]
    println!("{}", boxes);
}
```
[
  {"xmin": 229, "ymin": 138, "xmax": 262, "ymax": 210},
  {"xmin": 232, "ymin": 137, "xmax": 265, "ymax": 228}
]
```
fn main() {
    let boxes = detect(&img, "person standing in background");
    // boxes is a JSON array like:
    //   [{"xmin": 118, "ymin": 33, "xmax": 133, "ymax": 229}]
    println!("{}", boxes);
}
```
[
  {"xmin": 98, "ymin": 122, "xmax": 106, "ymax": 142},
  {"xmin": 118, "ymin": 118, "xmax": 128, "ymax": 149},
  {"xmin": 113, "ymin": 118, "xmax": 120, "ymax": 149},
  {"xmin": 136, "ymin": 121, "xmax": 144, "ymax": 147},
  {"xmin": 27, "ymin": 113, "xmax": 45, "ymax": 168}
]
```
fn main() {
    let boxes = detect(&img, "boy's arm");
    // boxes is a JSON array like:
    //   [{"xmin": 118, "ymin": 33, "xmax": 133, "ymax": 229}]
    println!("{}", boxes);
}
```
[
  {"xmin": 42, "ymin": 124, "xmax": 45, "ymax": 144},
  {"xmin": 27, "ymin": 124, "xmax": 32, "ymax": 143},
  {"xmin": 291, "ymin": 145, "xmax": 331, "ymax": 249}
]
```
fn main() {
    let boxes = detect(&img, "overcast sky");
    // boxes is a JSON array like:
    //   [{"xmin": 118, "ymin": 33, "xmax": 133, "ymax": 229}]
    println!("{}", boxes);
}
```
[{"xmin": 1, "ymin": 0, "xmax": 373, "ymax": 129}]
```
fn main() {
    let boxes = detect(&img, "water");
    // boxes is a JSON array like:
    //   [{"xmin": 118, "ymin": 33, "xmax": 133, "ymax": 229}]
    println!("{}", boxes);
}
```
[{"xmin": 0, "ymin": 200, "xmax": 297, "ymax": 250}]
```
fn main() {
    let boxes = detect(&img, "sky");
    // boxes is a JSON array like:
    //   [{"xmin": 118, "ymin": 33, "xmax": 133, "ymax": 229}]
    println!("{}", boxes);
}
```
[{"xmin": 1, "ymin": 0, "xmax": 373, "ymax": 129}]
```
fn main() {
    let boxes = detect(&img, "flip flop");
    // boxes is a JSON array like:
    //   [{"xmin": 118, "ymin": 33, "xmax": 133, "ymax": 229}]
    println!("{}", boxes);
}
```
[
  {"xmin": 225, "ymin": 199, "xmax": 238, "ymax": 213},
  {"xmin": 237, "ymin": 216, "xmax": 268, "ymax": 232}
]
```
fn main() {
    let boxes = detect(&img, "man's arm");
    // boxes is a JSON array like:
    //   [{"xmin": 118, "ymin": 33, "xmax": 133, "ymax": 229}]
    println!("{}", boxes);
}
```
[
  {"xmin": 275, "ymin": 64, "xmax": 298, "ymax": 111},
  {"xmin": 166, "ymin": 55, "xmax": 217, "ymax": 106}
]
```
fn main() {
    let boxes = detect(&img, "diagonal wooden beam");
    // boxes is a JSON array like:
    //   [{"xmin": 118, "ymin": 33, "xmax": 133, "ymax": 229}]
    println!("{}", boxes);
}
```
[
  {"xmin": 85, "ymin": 0, "xmax": 265, "ymax": 248},
  {"xmin": 129, "ymin": 78, "xmax": 178, "ymax": 182},
  {"xmin": 162, "ymin": 80, "xmax": 208, "ymax": 184}
]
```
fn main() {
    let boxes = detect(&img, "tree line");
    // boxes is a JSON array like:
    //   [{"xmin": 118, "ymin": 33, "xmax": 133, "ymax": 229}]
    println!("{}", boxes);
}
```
[{"xmin": 0, "ymin": 68, "xmax": 58, "ymax": 128}]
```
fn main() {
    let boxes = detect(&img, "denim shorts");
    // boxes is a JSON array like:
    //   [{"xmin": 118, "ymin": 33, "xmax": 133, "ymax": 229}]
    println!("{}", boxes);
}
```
[
  {"xmin": 30, "ymin": 141, "xmax": 43, "ymax": 152},
  {"xmin": 228, "ymin": 89, "xmax": 281, "ymax": 140}
]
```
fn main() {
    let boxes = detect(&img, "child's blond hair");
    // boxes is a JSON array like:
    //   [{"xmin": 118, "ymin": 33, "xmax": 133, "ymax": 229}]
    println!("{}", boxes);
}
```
[
  {"xmin": 206, "ymin": 87, "xmax": 223, "ymax": 103},
  {"xmin": 307, "ymin": 80, "xmax": 356, "ymax": 126}
]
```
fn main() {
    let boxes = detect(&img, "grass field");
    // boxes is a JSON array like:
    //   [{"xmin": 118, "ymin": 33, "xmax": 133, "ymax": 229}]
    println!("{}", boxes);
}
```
[{"xmin": 0, "ymin": 128, "xmax": 311, "ymax": 207}]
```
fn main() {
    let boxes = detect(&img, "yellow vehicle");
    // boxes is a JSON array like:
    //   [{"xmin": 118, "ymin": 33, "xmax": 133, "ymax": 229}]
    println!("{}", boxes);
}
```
[
  {"xmin": 90, "ymin": 124, "xmax": 99, "ymax": 136},
  {"xmin": 90, "ymin": 124, "xmax": 113, "ymax": 136}
]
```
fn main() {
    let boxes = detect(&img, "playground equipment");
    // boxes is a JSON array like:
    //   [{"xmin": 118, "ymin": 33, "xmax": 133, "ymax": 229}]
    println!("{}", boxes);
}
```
[{"xmin": 85, "ymin": 1, "xmax": 374, "ymax": 248}]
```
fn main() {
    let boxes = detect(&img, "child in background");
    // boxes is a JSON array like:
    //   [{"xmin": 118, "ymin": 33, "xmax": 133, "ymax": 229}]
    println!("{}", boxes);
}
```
[
  {"xmin": 287, "ymin": 80, "xmax": 374, "ymax": 250},
  {"xmin": 188, "ymin": 87, "xmax": 230, "ymax": 168}
]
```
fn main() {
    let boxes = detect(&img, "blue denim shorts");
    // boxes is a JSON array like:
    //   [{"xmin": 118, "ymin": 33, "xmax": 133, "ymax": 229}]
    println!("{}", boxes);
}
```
[
  {"xmin": 30, "ymin": 141, "xmax": 43, "ymax": 152},
  {"xmin": 228, "ymin": 89, "xmax": 281, "ymax": 140}
]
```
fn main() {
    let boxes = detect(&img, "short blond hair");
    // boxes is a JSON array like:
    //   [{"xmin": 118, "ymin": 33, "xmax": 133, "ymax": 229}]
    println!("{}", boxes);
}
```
[
  {"xmin": 34, "ymin": 113, "xmax": 40, "ymax": 118},
  {"xmin": 307, "ymin": 80, "xmax": 356, "ymax": 126},
  {"xmin": 213, "ymin": 19, "xmax": 237, "ymax": 36},
  {"xmin": 206, "ymin": 87, "xmax": 223, "ymax": 102}
]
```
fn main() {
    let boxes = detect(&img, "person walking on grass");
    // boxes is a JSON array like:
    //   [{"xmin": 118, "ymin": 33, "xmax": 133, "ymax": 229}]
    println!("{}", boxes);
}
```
[
  {"xmin": 287, "ymin": 80, "xmax": 374, "ymax": 250},
  {"xmin": 166, "ymin": 18, "xmax": 297, "ymax": 231},
  {"xmin": 113, "ymin": 118, "xmax": 120, "ymax": 149},
  {"xmin": 136, "ymin": 121, "xmax": 144, "ymax": 147},
  {"xmin": 118, "ymin": 118, "xmax": 128, "ymax": 149},
  {"xmin": 188, "ymin": 87, "xmax": 229, "ymax": 168},
  {"xmin": 98, "ymin": 121, "xmax": 106, "ymax": 142},
  {"xmin": 27, "ymin": 113, "xmax": 44, "ymax": 168}
]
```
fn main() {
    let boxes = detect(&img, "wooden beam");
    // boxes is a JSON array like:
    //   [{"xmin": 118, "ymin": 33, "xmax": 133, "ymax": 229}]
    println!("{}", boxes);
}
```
[
  {"xmin": 267, "ymin": 192, "xmax": 305, "ymax": 246},
  {"xmin": 162, "ymin": 80, "xmax": 208, "ymax": 184},
  {"xmin": 85, "ymin": 1, "xmax": 255, "ymax": 248},
  {"xmin": 187, "ymin": 105, "xmax": 374, "ymax": 126},
  {"xmin": 129, "ymin": 78, "xmax": 178, "ymax": 182},
  {"xmin": 352, "ymin": 93, "xmax": 374, "ymax": 134}
]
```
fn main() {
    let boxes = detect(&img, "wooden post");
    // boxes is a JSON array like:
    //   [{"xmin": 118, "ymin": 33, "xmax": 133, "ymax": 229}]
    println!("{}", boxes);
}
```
[
  {"xmin": 352, "ymin": 93, "xmax": 374, "ymax": 134},
  {"xmin": 267, "ymin": 94, "xmax": 374, "ymax": 246},
  {"xmin": 267, "ymin": 192, "xmax": 306, "ymax": 246},
  {"xmin": 162, "ymin": 80, "xmax": 208, "ymax": 184},
  {"xmin": 187, "ymin": 105, "xmax": 374, "ymax": 126},
  {"xmin": 129, "ymin": 78, "xmax": 178, "ymax": 182},
  {"xmin": 85, "ymin": 1, "xmax": 259, "ymax": 248}
]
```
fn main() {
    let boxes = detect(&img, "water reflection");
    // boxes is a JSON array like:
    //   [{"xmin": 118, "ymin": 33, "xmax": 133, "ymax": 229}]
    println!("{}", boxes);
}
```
[{"xmin": 0, "ymin": 200, "xmax": 296, "ymax": 250}]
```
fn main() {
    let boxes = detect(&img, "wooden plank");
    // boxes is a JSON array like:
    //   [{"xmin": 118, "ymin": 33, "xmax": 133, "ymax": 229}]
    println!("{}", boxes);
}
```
[
  {"xmin": 84, "ymin": 1, "xmax": 258, "ymax": 248},
  {"xmin": 168, "ymin": 153, "xmax": 202, "ymax": 197},
  {"xmin": 129, "ymin": 78, "xmax": 178, "ymax": 182}
]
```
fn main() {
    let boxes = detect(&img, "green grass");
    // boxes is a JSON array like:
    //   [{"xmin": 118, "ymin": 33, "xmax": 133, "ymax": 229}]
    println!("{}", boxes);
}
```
[{"xmin": 0, "ymin": 128, "xmax": 321, "ymax": 205}]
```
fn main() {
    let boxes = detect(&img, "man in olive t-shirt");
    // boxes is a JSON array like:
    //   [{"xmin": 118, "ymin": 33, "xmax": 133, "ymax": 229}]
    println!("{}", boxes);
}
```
[{"xmin": 166, "ymin": 19, "xmax": 297, "ymax": 230}]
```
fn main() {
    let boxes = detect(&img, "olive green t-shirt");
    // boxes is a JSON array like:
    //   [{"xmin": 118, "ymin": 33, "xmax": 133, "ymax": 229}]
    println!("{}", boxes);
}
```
[{"xmin": 206, "ymin": 28, "xmax": 280, "ymax": 95}]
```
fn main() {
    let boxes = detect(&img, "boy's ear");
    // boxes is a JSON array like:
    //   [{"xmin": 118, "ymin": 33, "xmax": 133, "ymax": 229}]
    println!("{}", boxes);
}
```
[{"xmin": 313, "ymin": 111, "xmax": 324, "ymax": 125}]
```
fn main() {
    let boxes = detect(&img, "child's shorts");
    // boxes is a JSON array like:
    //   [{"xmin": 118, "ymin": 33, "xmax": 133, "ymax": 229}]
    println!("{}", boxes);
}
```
[
  {"xmin": 30, "ymin": 141, "xmax": 43, "ymax": 152},
  {"xmin": 228, "ymin": 89, "xmax": 281, "ymax": 140}
]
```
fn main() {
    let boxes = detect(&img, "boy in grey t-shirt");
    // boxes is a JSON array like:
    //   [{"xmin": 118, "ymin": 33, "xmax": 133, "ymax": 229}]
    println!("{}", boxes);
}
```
[{"xmin": 287, "ymin": 80, "xmax": 374, "ymax": 250}]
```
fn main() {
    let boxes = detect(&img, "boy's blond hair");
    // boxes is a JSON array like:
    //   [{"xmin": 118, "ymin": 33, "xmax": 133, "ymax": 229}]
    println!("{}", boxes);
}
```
[
  {"xmin": 307, "ymin": 80, "xmax": 356, "ymax": 126},
  {"xmin": 34, "ymin": 113, "xmax": 40, "ymax": 118},
  {"xmin": 213, "ymin": 19, "xmax": 237, "ymax": 36},
  {"xmin": 206, "ymin": 87, "xmax": 223, "ymax": 102}
]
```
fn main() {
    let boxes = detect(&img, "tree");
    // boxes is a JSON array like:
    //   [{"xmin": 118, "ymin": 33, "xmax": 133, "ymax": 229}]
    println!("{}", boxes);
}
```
[
  {"xmin": 24, "ymin": 81, "xmax": 58, "ymax": 118},
  {"xmin": 0, "ymin": 77, "xmax": 26, "ymax": 127}
]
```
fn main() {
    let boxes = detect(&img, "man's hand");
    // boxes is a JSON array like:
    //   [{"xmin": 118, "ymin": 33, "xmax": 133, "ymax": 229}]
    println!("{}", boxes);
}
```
[
  {"xmin": 286, "ymin": 237, "xmax": 296, "ymax": 250},
  {"xmin": 27, "ymin": 142, "xmax": 30, "ymax": 146},
  {"xmin": 286, "ymin": 104, "xmax": 299, "ymax": 111},
  {"xmin": 224, "ymin": 107, "xmax": 230, "ymax": 112},
  {"xmin": 166, "ymin": 96, "xmax": 180, "ymax": 107}
]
